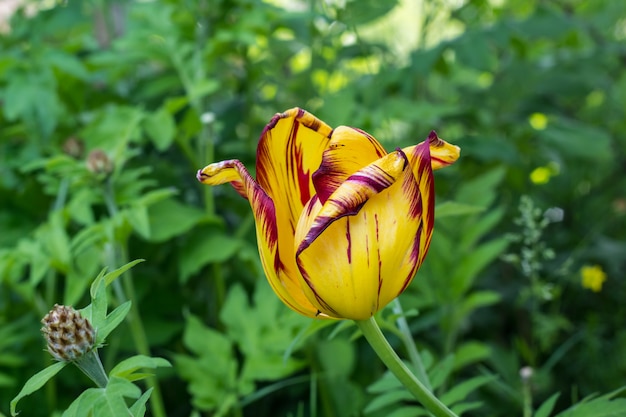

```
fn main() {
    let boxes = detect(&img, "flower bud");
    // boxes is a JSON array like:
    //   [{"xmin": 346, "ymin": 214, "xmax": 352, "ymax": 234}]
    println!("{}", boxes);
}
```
[
  {"xmin": 41, "ymin": 304, "xmax": 95, "ymax": 362},
  {"xmin": 86, "ymin": 149, "xmax": 113, "ymax": 176},
  {"xmin": 62, "ymin": 136, "xmax": 85, "ymax": 159}
]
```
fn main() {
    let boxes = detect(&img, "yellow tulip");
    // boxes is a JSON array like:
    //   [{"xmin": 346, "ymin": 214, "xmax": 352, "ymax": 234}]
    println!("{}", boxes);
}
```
[{"xmin": 197, "ymin": 108, "xmax": 460, "ymax": 320}]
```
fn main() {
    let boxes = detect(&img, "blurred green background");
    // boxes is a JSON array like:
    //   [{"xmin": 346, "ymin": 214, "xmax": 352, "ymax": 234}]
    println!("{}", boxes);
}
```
[{"xmin": 1, "ymin": 0, "xmax": 625, "ymax": 416}]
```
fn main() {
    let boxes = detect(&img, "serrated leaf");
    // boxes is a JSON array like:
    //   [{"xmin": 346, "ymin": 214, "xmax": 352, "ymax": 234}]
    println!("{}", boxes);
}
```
[{"xmin": 11, "ymin": 361, "xmax": 67, "ymax": 416}]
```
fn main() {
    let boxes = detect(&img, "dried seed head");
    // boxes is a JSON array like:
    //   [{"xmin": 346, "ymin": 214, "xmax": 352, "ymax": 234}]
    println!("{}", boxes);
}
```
[
  {"xmin": 86, "ymin": 149, "xmax": 113, "ymax": 175},
  {"xmin": 62, "ymin": 136, "xmax": 85, "ymax": 159},
  {"xmin": 41, "ymin": 304, "xmax": 95, "ymax": 362}
]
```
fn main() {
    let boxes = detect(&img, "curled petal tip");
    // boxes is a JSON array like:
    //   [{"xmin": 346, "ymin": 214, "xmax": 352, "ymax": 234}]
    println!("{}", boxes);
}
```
[
  {"xmin": 196, "ymin": 169, "xmax": 205, "ymax": 182},
  {"xmin": 428, "ymin": 130, "xmax": 438, "ymax": 142}
]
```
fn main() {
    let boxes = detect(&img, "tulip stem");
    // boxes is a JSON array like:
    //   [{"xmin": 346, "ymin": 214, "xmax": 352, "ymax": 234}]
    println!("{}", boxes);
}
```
[{"xmin": 355, "ymin": 317, "xmax": 458, "ymax": 417}]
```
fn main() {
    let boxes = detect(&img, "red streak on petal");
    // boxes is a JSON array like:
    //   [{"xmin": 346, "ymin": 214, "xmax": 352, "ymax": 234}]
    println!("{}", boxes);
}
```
[
  {"xmin": 376, "ymin": 214, "xmax": 383, "ymax": 307},
  {"xmin": 346, "ymin": 218, "xmax": 352, "ymax": 263}
]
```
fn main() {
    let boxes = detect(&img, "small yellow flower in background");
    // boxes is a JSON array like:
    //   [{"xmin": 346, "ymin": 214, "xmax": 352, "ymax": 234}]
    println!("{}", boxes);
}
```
[
  {"xmin": 529, "ymin": 112, "xmax": 548, "ymax": 130},
  {"xmin": 530, "ymin": 162, "xmax": 560, "ymax": 185},
  {"xmin": 530, "ymin": 167, "xmax": 551, "ymax": 184},
  {"xmin": 581, "ymin": 264, "xmax": 607, "ymax": 292}
]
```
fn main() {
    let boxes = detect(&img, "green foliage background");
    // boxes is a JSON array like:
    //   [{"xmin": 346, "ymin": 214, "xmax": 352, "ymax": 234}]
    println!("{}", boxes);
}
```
[{"xmin": 1, "ymin": 0, "xmax": 625, "ymax": 416}]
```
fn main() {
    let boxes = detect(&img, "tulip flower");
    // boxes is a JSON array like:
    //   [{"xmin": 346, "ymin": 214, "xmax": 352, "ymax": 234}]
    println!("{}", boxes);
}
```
[{"xmin": 197, "ymin": 108, "xmax": 460, "ymax": 320}]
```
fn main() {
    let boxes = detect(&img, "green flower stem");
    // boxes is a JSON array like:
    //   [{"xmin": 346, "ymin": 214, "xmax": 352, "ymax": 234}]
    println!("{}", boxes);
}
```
[
  {"xmin": 74, "ymin": 349, "xmax": 109, "ymax": 388},
  {"xmin": 355, "ymin": 317, "xmax": 458, "ymax": 417},
  {"xmin": 392, "ymin": 298, "xmax": 431, "ymax": 391}
]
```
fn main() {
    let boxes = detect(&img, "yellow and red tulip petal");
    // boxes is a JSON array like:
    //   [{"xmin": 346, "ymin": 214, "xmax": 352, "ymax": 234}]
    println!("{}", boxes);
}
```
[
  {"xmin": 196, "ymin": 160, "xmax": 321, "ymax": 318},
  {"xmin": 255, "ymin": 108, "xmax": 334, "ymax": 295},
  {"xmin": 404, "ymin": 131, "xmax": 460, "ymax": 171},
  {"xmin": 312, "ymin": 126, "xmax": 387, "ymax": 204},
  {"xmin": 294, "ymin": 141, "xmax": 435, "ymax": 320}
]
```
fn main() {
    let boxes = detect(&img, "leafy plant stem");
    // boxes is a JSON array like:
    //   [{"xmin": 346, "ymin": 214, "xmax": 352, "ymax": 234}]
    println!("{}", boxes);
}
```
[
  {"xmin": 355, "ymin": 317, "xmax": 458, "ymax": 417},
  {"xmin": 392, "ymin": 298, "xmax": 432, "ymax": 391},
  {"xmin": 102, "ymin": 182, "xmax": 167, "ymax": 417}
]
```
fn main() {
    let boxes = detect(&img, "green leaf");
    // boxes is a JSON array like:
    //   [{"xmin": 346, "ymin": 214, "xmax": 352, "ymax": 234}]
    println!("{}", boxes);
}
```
[
  {"xmin": 147, "ymin": 198, "xmax": 208, "ymax": 242},
  {"xmin": 455, "ymin": 166, "xmax": 506, "ymax": 208},
  {"xmin": 364, "ymin": 390, "xmax": 413, "ymax": 413},
  {"xmin": 453, "ymin": 341, "xmax": 491, "ymax": 370},
  {"xmin": 97, "ymin": 301, "xmax": 132, "ymax": 345},
  {"xmin": 187, "ymin": 79, "xmax": 220, "ymax": 102},
  {"xmin": 110, "ymin": 355, "xmax": 171, "ymax": 381},
  {"xmin": 89, "ymin": 278, "xmax": 108, "ymax": 332},
  {"xmin": 129, "ymin": 388, "xmax": 153, "ymax": 417},
  {"xmin": 102, "ymin": 259, "xmax": 145, "ymax": 287},
  {"xmin": 387, "ymin": 406, "xmax": 429, "ymax": 417},
  {"xmin": 43, "ymin": 49, "xmax": 90, "ymax": 80},
  {"xmin": 450, "ymin": 238, "xmax": 509, "ymax": 297},
  {"xmin": 429, "ymin": 354, "xmax": 456, "ymax": 391},
  {"xmin": 143, "ymin": 107, "xmax": 176, "ymax": 151},
  {"xmin": 220, "ymin": 283, "xmax": 307, "ymax": 382},
  {"xmin": 179, "ymin": 229, "xmax": 241, "ymax": 283},
  {"xmin": 556, "ymin": 386, "xmax": 626, "ymax": 417},
  {"xmin": 11, "ymin": 361, "xmax": 68, "ymax": 416},
  {"xmin": 436, "ymin": 201, "xmax": 485, "ymax": 218},
  {"xmin": 62, "ymin": 388, "xmax": 102, "ymax": 417},
  {"xmin": 126, "ymin": 204, "xmax": 151, "ymax": 239},
  {"xmin": 175, "ymin": 314, "xmax": 241, "ymax": 413},
  {"xmin": 440, "ymin": 374, "xmax": 497, "ymax": 406},
  {"xmin": 460, "ymin": 291, "xmax": 501, "ymax": 316},
  {"xmin": 62, "ymin": 377, "xmax": 141, "ymax": 417},
  {"xmin": 535, "ymin": 392, "xmax": 560, "ymax": 417}
]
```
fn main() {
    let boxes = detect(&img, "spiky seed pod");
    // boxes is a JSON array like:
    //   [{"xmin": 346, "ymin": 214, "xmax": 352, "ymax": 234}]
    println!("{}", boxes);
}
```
[{"xmin": 41, "ymin": 304, "xmax": 95, "ymax": 362}]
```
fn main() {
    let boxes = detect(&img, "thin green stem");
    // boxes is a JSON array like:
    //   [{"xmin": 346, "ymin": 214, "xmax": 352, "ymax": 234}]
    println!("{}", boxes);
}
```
[
  {"xmin": 102, "ymin": 181, "xmax": 167, "ymax": 417},
  {"xmin": 522, "ymin": 377, "xmax": 532, "ymax": 417},
  {"xmin": 355, "ymin": 317, "xmax": 458, "ymax": 417},
  {"xmin": 392, "ymin": 299, "xmax": 431, "ymax": 391}
]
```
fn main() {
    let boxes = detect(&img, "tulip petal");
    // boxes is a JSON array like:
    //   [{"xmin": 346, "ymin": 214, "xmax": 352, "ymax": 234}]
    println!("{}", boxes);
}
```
[
  {"xmin": 403, "ymin": 131, "xmax": 460, "ymax": 171},
  {"xmin": 294, "ymin": 142, "xmax": 435, "ymax": 320},
  {"xmin": 257, "ymin": 107, "xmax": 333, "ymax": 223},
  {"xmin": 312, "ymin": 126, "xmax": 387, "ymax": 204},
  {"xmin": 197, "ymin": 160, "xmax": 322, "ymax": 318},
  {"xmin": 256, "ymin": 108, "xmax": 334, "ymax": 295}
]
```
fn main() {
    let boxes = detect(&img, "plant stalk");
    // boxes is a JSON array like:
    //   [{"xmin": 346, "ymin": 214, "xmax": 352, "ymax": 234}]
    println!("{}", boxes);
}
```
[{"xmin": 355, "ymin": 317, "xmax": 458, "ymax": 417}]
